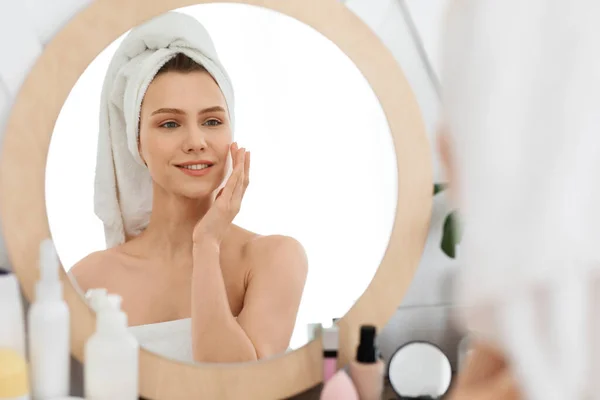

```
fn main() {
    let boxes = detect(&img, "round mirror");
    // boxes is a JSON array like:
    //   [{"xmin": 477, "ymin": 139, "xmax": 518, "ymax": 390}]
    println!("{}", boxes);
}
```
[
  {"xmin": 388, "ymin": 341, "xmax": 452, "ymax": 398},
  {"xmin": 44, "ymin": 3, "xmax": 397, "ymax": 363}
]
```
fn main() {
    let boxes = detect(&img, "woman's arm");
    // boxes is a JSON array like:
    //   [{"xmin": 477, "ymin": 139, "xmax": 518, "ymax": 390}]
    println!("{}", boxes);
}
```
[
  {"xmin": 190, "ymin": 238, "xmax": 255, "ymax": 363},
  {"xmin": 190, "ymin": 234, "xmax": 308, "ymax": 363},
  {"xmin": 190, "ymin": 143, "xmax": 307, "ymax": 362},
  {"xmin": 236, "ymin": 235, "xmax": 308, "ymax": 359}
]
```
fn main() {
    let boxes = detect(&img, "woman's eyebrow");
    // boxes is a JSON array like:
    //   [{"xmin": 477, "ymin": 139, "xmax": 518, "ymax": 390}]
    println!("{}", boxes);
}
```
[
  {"xmin": 151, "ymin": 107, "xmax": 185, "ymax": 116},
  {"xmin": 150, "ymin": 106, "xmax": 226, "ymax": 116},
  {"xmin": 199, "ymin": 106, "xmax": 226, "ymax": 114}
]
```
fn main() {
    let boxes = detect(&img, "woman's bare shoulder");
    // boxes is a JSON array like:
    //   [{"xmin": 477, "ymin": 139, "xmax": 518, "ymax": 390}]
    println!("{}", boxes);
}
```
[
  {"xmin": 244, "ymin": 233, "xmax": 308, "ymax": 274},
  {"xmin": 231, "ymin": 225, "xmax": 306, "ymax": 261},
  {"xmin": 230, "ymin": 225, "xmax": 308, "ymax": 269},
  {"xmin": 69, "ymin": 248, "xmax": 122, "ymax": 293}
]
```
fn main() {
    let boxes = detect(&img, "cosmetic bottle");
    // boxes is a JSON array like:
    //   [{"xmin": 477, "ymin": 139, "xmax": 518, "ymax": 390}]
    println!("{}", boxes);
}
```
[
  {"xmin": 85, "ymin": 288, "xmax": 108, "ymax": 309},
  {"xmin": 84, "ymin": 293, "xmax": 139, "ymax": 400},
  {"xmin": 27, "ymin": 239, "xmax": 70, "ymax": 399},
  {"xmin": 0, "ymin": 268, "xmax": 26, "ymax": 358},
  {"xmin": 307, "ymin": 323, "xmax": 323, "ymax": 342},
  {"xmin": 322, "ymin": 326, "xmax": 339, "ymax": 383},
  {"xmin": 0, "ymin": 347, "xmax": 30, "ymax": 400},
  {"xmin": 349, "ymin": 325, "xmax": 384, "ymax": 400}
]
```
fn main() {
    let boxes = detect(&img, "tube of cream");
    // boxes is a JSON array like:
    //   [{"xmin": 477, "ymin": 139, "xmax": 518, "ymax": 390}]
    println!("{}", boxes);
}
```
[{"xmin": 322, "ymin": 326, "xmax": 339, "ymax": 383}]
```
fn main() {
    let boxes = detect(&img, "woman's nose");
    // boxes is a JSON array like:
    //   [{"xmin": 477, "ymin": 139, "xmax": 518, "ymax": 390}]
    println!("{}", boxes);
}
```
[{"xmin": 184, "ymin": 127, "xmax": 208, "ymax": 153}]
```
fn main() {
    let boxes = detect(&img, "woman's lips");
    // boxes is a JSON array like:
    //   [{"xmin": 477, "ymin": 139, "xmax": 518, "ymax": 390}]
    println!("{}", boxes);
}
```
[{"xmin": 176, "ymin": 164, "xmax": 213, "ymax": 177}]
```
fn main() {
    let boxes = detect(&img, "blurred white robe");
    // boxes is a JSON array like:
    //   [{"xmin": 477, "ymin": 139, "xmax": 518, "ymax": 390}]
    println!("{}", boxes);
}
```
[{"xmin": 442, "ymin": 1, "xmax": 600, "ymax": 398}]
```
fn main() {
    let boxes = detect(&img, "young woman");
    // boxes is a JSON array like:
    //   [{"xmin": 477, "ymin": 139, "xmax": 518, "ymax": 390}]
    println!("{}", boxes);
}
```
[{"xmin": 71, "ymin": 16, "xmax": 308, "ymax": 364}]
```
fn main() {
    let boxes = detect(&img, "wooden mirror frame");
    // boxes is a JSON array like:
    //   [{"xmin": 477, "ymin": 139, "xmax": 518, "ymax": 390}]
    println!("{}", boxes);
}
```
[{"xmin": 0, "ymin": 0, "xmax": 432, "ymax": 398}]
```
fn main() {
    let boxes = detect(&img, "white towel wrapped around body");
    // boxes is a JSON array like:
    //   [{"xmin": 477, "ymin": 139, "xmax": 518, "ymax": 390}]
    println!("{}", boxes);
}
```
[
  {"xmin": 442, "ymin": 0, "xmax": 600, "ymax": 398},
  {"xmin": 94, "ymin": 11, "xmax": 235, "ymax": 248}
]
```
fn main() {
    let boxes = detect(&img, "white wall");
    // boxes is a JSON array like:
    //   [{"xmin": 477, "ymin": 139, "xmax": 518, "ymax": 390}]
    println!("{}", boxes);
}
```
[{"xmin": 404, "ymin": 0, "xmax": 453, "ymax": 80}]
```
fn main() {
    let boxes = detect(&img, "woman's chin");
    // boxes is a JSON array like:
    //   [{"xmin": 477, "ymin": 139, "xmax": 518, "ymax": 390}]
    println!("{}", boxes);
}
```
[{"xmin": 178, "ymin": 187, "xmax": 218, "ymax": 200}]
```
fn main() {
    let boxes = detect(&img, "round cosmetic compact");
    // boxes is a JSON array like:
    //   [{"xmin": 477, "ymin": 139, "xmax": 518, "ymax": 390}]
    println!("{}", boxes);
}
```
[{"xmin": 387, "ymin": 341, "xmax": 452, "ymax": 399}]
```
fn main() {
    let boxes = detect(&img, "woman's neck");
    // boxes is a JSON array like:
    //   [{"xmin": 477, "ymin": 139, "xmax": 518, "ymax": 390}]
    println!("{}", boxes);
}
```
[{"xmin": 136, "ymin": 187, "xmax": 215, "ymax": 261}]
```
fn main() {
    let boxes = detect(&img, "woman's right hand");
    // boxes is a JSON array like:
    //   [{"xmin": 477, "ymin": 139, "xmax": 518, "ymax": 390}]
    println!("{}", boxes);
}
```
[
  {"xmin": 192, "ymin": 142, "xmax": 250, "ymax": 246},
  {"xmin": 448, "ymin": 341, "xmax": 522, "ymax": 400}
]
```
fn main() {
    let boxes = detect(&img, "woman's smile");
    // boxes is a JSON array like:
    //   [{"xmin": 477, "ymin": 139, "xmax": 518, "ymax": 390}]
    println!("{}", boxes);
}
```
[{"xmin": 175, "ymin": 161, "xmax": 215, "ymax": 177}]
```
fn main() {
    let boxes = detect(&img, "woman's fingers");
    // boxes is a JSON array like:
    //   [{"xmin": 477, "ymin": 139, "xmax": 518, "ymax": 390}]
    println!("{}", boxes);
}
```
[
  {"xmin": 450, "ymin": 361, "xmax": 521, "ymax": 400},
  {"xmin": 462, "ymin": 369, "xmax": 520, "ymax": 400},
  {"xmin": 491, "ymin": 369, "xmax": 521, "ymax": 400},
  {"xmin": 244, "ymin": 151, "xmax": 250, "ymax": 190},
  {"xmin": 459, "ymin": 341, "xmax": 507, "ymax": 386},
  {"xmin": 450, "ymin": 338, "xmax": 523, "ymax": 400},
  {"xmin": 218, "ymin": 149, "xmax": 242, "ymax": 201},
  {"xmin": 232, "ymin": 149, "xmax": 246, "ymax": 204},
  {"xmin": 217, "ymin": 143, "xmax": 248, "ymax": 215},
  {"xmin": 480, "ymin": 369, "xmax": 521, "ymax": 400},
  {"xmin": 231, "ymin": 142, "xmax": 239, "ymax": 167}
]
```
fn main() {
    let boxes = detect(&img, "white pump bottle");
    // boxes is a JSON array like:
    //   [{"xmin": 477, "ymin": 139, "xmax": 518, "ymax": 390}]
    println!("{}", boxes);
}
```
[
  {"xmin": 27, "ymin": 239, "xmax": 70, "ymax": 399},
  {"xmin": 84, "ymin": 292, "xmax": 139, "ymax": 400}
]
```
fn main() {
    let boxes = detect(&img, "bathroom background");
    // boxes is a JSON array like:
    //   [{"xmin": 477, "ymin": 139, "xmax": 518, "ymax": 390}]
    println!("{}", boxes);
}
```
[
  {"xmin": 340, "ymin": 0, "xmax": 462, "ymax": 368},
  {"xmin": 0, "ymin": 0, "xmax": 457, "ymax": 380}
]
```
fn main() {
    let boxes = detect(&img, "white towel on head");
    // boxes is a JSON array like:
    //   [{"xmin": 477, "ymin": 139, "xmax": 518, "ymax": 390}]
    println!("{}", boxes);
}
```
[
  {"xmin": 442, "ymin": 0, "xmax": 600, "ymax": 398},
  {"xmin": 94, "ymin": 11, "xmax": 235, "ymax": 248}
]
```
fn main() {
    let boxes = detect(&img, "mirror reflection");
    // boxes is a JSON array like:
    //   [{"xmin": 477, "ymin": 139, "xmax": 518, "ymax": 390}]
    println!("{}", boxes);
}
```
[{"xmin": 46, "ymin": 3, "xmax": 397, "ymax": 364}]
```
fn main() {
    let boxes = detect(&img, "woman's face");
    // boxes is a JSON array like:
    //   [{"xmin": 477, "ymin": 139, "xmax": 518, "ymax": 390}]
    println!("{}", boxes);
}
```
[{"xmin": 139, "ymin": 71, "xmax": 232, "ymax": 199}]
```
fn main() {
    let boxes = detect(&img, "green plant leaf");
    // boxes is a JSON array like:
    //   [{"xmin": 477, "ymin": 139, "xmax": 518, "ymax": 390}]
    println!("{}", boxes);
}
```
[
  {"xmin": 440, "ymin": 210, "xmax": 462, "ymax": 258},
  {"xmin": 433, "ymin": 183, "xmax": 448, "ymax": 195}
]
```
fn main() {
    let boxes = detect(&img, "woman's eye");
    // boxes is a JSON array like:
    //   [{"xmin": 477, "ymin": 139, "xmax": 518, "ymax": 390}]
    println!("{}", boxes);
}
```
[
  {"xmin": 203, "ymin": 119, "xmax": 222, "ymax": 127},
  {"xmin": 160, "ymin": 121, "xmax": 180, "ymax": 129}
]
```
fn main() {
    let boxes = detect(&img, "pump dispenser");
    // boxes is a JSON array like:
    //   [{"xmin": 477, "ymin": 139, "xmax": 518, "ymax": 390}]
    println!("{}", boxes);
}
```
[
  {"xmin": 348, "ymin": 325, "xmax": 384, "ymax": 400},
  {"xmin": 27, "ymin": 239, "xmax": 70, "ymax": 399},
  {"xmin": 85, "ymin": 288, "xmax": 108, "ymax": 313},
  {"xmin": 84, "ymin": 292, "xmax": 139, "ymax": 400}
]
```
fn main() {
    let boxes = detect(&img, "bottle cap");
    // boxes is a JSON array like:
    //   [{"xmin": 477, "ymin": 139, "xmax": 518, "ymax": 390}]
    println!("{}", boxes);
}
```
[
  {"xmin": 35, "ymin": 239, "xmax": 63, "ymax": 301},
  {"xmin": 356, "ymin": 325, "xmax": 378, "ymax": 363},
  {"xmin": 307, "ymin": 323, "xmax": 323, "ymax": 341},
  {"xmin": 0, "ymin": 348, "xmax": 29, "ymax": 397},
  {"xmin": 86, "ymin": 288, "xmax": 108, "ymax": 312},
  {"xmin": 322, "ymin": 326, "xmax": 339, "ymax": 353},
  {"xmin": 106, "ymin": 294, "xmax": 122, "ymax": 310},
  {"xmin": 94, "ymin": 293, "xmax": 128, "ymax": 333}
]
